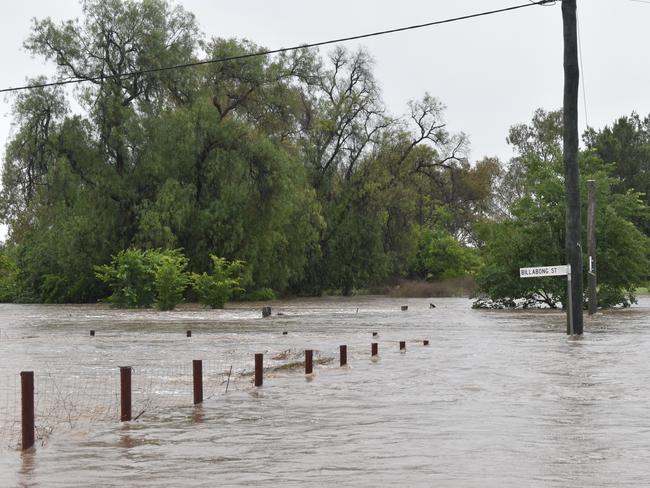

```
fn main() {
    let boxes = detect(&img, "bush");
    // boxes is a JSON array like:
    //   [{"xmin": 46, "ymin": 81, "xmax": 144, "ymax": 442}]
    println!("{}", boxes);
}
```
[
  {"xmin": 152, "ymin": 250, "xmax": 189, "ymax": 311},
  {"xmin": 95, "ymin": 248, "xmax": 189, "ymax": 309},
  {"xmin": 41, "ymin": 274, "xmax": 69, "ymax": 304},
  {"xmin": 95, "ymin": 248, "xmax": 155, "ymax": 307},
  {"xmin": 598, "ymin": 285, "xmax": 637, "ymax": 309},
  {"xmin": 241, "ymin": 287, "xmax": 277, "ymax": 301},
  {"xmin": 191, "ymin": 256, "xmax": 245, "ymax": 308}
]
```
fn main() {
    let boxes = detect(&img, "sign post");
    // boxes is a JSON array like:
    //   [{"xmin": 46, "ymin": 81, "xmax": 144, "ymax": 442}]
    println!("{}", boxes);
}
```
[
  {"xmin": 520, "ymin": 264, "xmax": 574, "ymax": 335},
  {"xmin": 566, "ymin": 265, "xmax": 573, "ymax": 335}
]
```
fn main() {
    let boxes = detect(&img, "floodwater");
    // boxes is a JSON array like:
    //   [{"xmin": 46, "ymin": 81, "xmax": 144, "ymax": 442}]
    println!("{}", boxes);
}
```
[{"xmin": 1, "ymin": 296, "xmax": 650, "ymax": 487}]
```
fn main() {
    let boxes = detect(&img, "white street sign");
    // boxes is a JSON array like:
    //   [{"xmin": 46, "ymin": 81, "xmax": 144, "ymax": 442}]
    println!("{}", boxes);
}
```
[{"xmin": 519, "ymin": 265, "xmax": 569, "ymax": 278}]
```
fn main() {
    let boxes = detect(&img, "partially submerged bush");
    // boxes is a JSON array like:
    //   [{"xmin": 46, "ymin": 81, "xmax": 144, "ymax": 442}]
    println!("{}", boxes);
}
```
[
  {"xmin": 190, "ymin": 256, "xmax": 245, "ymax": 308},
  {"xmin": 95, "ymin": 248, "xmax": 189, "ymax": 310},
  {"xmin": 152, "ymin": 250, "xmax": 189, "ymax": 311},
  {"xmin": 95, "ymin": 248, "xmax": 156, "ymax": 307},
  {"xmin": 242, "ymin": 287, "xmax": 276, "ymax": 301}
]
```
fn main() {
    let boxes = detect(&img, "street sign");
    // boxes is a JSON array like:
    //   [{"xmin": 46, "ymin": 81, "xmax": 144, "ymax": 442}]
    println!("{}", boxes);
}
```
[
  {"xmin": 519, "ymin": 265, "xmax": 569, "ymax": 278},
  {"xmin": 519, "ymin": 264, "xmax": 574, "ymax": 335}
]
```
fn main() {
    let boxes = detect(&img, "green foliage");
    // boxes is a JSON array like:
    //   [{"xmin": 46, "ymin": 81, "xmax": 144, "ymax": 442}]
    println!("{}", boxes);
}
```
[
  {"xmin": 0, "ymin": 1, "xmax": 539, "ymax": 303},
  {"xmin": 152, "ymin": 250, "xmax": 189, "ymax": 311},
  {"xmin": 190, "ymin": 256, "xmax": 245, "ymax": 309},
  {"xmin": 585, "ymin": 113, "xmax": 650, "ymax": 234},
  {"xmin": 319, "ymin": 190, "xmax": 391, "ymax": 296},
  {"xmin": 0, "ymin": 252, "xmax": 18, "ymax": 302},
  {"xmin": 95, "ymin": 248, "xmax": 189, "ymax": 309},
  {"xmin": 242, "ymin": 287, "xmax": 277, "ymax": 301},
  {"xmin": 477, "ymin": 110, "xmax": 650, "ymax": 308},
  {"xmin": 407, "ymin": 225, "xmax": 481, "ymax": 281},
  {"xmin": 95, "ymin": 249, "xmax": 157, "ymax": 308}
]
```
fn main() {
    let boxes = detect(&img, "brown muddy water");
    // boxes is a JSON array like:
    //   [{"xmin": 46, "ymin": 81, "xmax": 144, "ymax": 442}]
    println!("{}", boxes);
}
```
[{"xmin": 1, "ymin": 296, "xmax": 650, "ymax": 487}]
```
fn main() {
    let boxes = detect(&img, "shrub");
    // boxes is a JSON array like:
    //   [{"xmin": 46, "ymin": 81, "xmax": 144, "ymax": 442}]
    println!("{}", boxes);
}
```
[
  {"xmin": 41, "ymin": 274, "xmax": 69, "ymax": 304},
  {"xmin": 152, "ymin": 250, "xmax": 189, "ymax": 311},
  {"xmin": 95, "ymin": 248, "xmax": 189, "ymax": 309},
  {"xmin": 191, "ymin": 256, "xmax": 245, "ymax": 308},
  {"xmin": 95, "ymin": 248, "xmax": 155, "ymax": 307},
  {"xmin": 242, "ymin": 287, "xmax": 277, "ymax": 301}
]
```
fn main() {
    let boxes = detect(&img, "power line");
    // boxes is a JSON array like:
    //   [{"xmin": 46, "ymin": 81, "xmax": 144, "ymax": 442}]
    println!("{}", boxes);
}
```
[{"xmin": 0, "ymin": 0, "xmax": 557, "ymax": 94}]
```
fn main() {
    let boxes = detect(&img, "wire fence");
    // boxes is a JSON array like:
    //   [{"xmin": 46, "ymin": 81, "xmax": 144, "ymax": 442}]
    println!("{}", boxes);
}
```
[
  {"xmin": 0, "ymin": 339, "xmax": 427, "ymax": 451},
  {"xmin": 0, "ymin": 374, "xmax": 20, "ymax": 450}
]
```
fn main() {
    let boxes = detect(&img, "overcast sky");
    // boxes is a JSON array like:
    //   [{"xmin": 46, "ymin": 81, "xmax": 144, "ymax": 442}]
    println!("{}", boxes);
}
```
[{"xmin": 0, "ymin": 0, "xmax": 649, "ymax": 168}]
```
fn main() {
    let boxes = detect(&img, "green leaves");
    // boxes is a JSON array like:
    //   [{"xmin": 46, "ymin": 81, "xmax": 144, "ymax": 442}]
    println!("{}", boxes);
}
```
[
  {"xmin": 152, "ymin": 250, "xmax": 189, "ymax": 311},
  {"xmin": 407, "ymin": 226, "xmax": 480, "ymax": 281},
  {"xmin": 477, "ymin": 109, "xmax": 650, "ymax": 308},
  {"xmin": 95, "ymin": 248, "xmax": 158, "ymax": 308},
  {"xmin": 95, "ymin": 249, "xmax": 248, "ymax": 310},
  {"xmin": 190, "ymin": 256, "xmax": 245, "ymax": 309},
  {"xmin": 95, "ymin": 248, "xmax": 189, "ymax": 310},
  {"xmin": 0, "ymin": 252, "xmax": 18, "ymax": 303}
]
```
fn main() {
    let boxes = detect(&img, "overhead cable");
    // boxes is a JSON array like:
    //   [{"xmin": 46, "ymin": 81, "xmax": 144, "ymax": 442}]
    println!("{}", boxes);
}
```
[{"xmin": 0, "ymin": 0, "xmax": 557, "ymax": 94}]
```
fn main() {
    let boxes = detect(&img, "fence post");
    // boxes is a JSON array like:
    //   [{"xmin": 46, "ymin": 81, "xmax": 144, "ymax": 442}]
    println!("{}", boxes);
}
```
[
  {"xmin": 193, "ymin": 360, "xmax": 203, "ymax": 404},
  {"xmin": 340, "ymin": 345, "xmax": 347, "ymax": 367},
  {"xmin": 254, "ymin": 353, "xmax": 263, "ymax": 387},
  {"xmin": 20, "ymin": 371, "xmax": 34, "ymax": 450},
  {"xmin": 120, "ymin": 366, "xmax": 132, "ymax": 422},
  {"xmin": 305, "ymin": 350, "xmax": 313, "ymax": 374},
  {"xmin": 371, "ymin": 343, "xmax": 378, "ymax": 357},
  {"xmin": 400, "ymin": 341, "xmax": 406, "ymax": 351}
]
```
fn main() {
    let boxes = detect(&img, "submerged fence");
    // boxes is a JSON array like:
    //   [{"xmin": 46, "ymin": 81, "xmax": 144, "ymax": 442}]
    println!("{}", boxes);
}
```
[{"xmin": 1, "ymin": 336, "xmax": 430, "ymax": 451}]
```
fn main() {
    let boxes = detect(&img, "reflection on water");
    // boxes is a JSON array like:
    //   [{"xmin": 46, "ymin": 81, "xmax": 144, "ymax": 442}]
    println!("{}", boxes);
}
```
[
  {"xmin": 18, "ymin": 450, "xmax": 35, "ymax": 488},
  {"xmin": 191, "ymin": 406, "xmax": 204, "ymax": 425},
  {"xmin": 1, "ymin": 297, "xmax": 650, "ymax": 487}
]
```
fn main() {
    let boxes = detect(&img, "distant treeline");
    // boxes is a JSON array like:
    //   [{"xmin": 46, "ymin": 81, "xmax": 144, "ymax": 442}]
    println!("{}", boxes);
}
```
[{"xmin": 0, "ymin": 0, "xmax": 647, "ymax": 307}]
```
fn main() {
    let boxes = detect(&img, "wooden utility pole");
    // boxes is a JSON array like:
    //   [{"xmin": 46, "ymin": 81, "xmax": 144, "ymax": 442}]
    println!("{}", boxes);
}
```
[
  {"xmin": 587, "ymin": 180, "xmax": 597, "ymax": 314},
  {"xmin": 562, "ymin": 0, "xmax": 583, "ymax": 335}
]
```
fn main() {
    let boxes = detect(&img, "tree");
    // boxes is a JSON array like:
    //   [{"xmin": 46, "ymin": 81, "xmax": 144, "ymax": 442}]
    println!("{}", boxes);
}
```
[
  {"xmin": 2, "ymin": 0, "xmax": 493, "ymax": 302},
  {"xmin": 584, "ymin": 113, "xmax": 650, "ymax": 234},
  {"xmin": 476, "ymin": 110, "xmax": 649, "ymax": 308},
  {"xmin": 3, "ymin": 5, "xmax": 325, "ymax": 301},
  {"xmin": 407, "ymin": 225, "xmax": 480, "ymax": 281}
]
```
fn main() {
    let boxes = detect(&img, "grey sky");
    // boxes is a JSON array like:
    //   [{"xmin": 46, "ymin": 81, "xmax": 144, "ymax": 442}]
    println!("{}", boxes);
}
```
[{"xmin": 0, "ymin": 0, "xmax": 648, "ymax": 170}]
